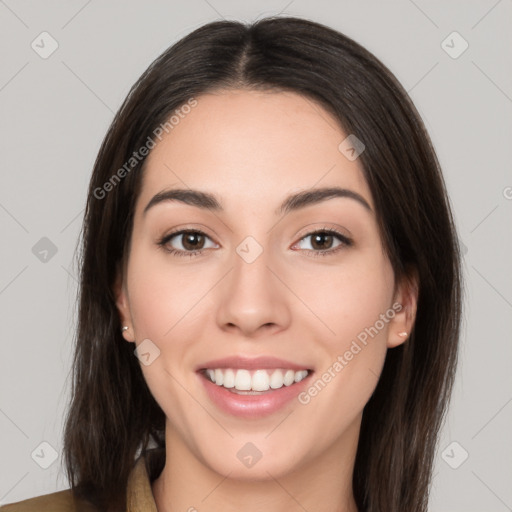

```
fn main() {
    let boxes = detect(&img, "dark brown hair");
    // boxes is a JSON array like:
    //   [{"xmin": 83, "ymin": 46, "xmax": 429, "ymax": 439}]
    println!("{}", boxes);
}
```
[{"xmin": 63, "ymin": 16, "xmax": 463, "ymax": 511}]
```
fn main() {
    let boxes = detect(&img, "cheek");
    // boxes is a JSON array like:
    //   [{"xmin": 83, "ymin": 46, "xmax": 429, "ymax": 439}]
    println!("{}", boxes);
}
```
[
  {"xmin": 291, "ymin": 248, "xmax": 394, "ymax": 346},
  {"xmin": 125, "ymin": 253, "xmax": 208, "ymax": 429},
  {"xmin": 126, "ymin": 249, "xmax": 207, "ymax": 339},
  {"xmin": 292, "ymin": 249, "xmax": 394, "ymax": 410}
]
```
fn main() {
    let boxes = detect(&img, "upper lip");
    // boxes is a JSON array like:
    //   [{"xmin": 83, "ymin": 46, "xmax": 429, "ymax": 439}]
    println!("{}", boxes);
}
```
[{"xmin": 196, "ymin": 355, "xmax": 313, "ymax": 372}]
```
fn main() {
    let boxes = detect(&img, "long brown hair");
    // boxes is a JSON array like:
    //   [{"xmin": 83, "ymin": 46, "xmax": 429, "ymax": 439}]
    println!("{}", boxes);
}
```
[{"xmin": 63, "ymin": 16, "xmax": 463, "ymax": 511}]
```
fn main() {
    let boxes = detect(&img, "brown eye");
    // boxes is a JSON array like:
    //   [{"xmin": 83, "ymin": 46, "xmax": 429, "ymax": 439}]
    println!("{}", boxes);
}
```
[
  {"xmin": 157, "ymin": 229, "xmax": 217, "ymax": 257},
  {"xmin": 180, "ymin": 232, "xmax": 206, "ymax": 251},
  {"xmin": 310, "ymin": 232, "xmax": 335, "ymax": 250},
  {"xmin": 294, "ymin": 228, "xmax": 352, "ymax": 257}
]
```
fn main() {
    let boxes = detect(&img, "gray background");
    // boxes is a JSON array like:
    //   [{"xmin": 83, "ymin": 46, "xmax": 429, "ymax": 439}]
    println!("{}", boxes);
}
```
[{"xmin": 0, "ymin": 1, "xmax": 511, "ymax": 510}]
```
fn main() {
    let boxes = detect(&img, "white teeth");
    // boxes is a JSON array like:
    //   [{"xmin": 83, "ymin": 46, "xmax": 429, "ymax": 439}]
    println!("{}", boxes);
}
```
[
  {"xmin": 252, "ymin": 370, "xmax": 270, "ymax": 391},
  {"xmin": 269, "ymin": 369, "xmax": 284, "ymax": 389},
  {"xmin": 214, "ymin": 369, "xmax": 223, "ymax": 386},
  {"xmin": 284, "ymin": 369, "xmax": 296, "ymax": 386},
  {"xmin": 223, "ymin": 369, "xmax": 235, "ymax": 388},
  {"xmin": 234, "ymin": 369, "xmax": 252, "ymax": 390},
  {"xmin": 203, "ymin": 368, "xmax": 310, "ymax": 391}
]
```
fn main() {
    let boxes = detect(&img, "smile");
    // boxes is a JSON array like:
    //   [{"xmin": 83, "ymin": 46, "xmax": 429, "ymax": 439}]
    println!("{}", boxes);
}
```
[{"xmin": 202, "ymin": 368, "xmax": 310, "ymax": 393}]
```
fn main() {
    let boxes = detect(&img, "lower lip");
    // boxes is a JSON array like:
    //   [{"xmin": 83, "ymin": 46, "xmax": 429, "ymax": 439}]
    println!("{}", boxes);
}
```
[{"xmin": 197, "ymin": 371, "xmax": 313, "ymax": 418}]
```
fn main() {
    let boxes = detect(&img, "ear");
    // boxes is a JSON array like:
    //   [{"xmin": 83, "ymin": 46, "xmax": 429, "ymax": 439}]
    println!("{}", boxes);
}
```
[
  {"xmin": 386, "ymin": 267, "xmax": 419, "ymax": 349},
  {"xmin": 113, "ymin": 262, "xmax": 135, "ymax": 343}
]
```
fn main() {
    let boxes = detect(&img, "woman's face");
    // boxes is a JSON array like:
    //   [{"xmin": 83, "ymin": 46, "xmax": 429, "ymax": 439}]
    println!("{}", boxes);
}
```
[{"xmin": 115, "ymin": 89, "xmax": 416, "ymax": 479}]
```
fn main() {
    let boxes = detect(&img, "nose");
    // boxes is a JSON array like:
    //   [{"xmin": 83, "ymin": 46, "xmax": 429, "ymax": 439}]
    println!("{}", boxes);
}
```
[{"xmin": 215, "ymin": 246, "xmax": 291, "ymax": 338}]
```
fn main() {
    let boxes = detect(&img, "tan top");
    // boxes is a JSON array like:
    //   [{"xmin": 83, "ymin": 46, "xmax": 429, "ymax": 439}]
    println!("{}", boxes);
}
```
[{"xmin": 0, "ymin": 448, "xmax": 165, "ymax": 512}]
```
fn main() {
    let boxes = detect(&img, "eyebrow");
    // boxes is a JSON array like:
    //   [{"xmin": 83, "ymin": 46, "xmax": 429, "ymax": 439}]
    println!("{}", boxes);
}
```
[{"xmin": 143, "ymin": 186, "xmax": 373, "ymax": 217}]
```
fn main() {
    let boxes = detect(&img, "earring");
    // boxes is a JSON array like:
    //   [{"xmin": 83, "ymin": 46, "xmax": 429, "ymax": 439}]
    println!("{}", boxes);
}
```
[
  {"xmin": 398, "ymin": 331, "xmax": 408, "ymax": 337},
  {"xmin": 121, "ymin": 326, "xmax": 129, "ymax": 332}
]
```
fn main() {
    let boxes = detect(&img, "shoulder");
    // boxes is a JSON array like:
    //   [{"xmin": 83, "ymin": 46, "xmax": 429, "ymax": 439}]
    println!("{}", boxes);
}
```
[{"xmin": 0, "ymin": 489, "xmax": 98, "ymax": 512}]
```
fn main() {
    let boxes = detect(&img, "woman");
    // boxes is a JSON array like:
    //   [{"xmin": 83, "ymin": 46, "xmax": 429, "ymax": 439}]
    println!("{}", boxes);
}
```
[{"xmin": 2, "ymin": 15, "xmax": 462, "ymax": 512}]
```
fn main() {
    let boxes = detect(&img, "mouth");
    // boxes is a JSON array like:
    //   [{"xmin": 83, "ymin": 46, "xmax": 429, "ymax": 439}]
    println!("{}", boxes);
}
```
[
  {"xmin": 198, "ymin": 367, "xmax": 313, "ymax": 394},
  {"xmin": 195, "ymin": 356, "xmax": 314, "ymax": 418}
]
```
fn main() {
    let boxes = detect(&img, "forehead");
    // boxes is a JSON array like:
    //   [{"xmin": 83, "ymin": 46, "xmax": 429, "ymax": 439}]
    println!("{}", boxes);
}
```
[{"xmin": 137, "ymin": 89, "xmax": 373, "ymax": 215}]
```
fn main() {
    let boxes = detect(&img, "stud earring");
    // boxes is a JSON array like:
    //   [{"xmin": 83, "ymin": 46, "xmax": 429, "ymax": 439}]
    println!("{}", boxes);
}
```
[
  {"xmin": 398, "ymin": 331, "xmax": 408, "ymax": 337},
  {"xmin": 121, "ymin": 326, "xmax": 129, "ymax": 332}
]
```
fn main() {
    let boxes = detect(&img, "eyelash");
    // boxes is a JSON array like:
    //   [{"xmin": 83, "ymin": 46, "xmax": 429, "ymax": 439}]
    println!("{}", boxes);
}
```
[{"xmin": 157, "ymin": 227, "xmax": 353, "ymax": 259}]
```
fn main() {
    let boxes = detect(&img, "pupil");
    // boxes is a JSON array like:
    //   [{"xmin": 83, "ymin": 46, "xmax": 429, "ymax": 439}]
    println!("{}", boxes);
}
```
[
  {"xmin": 184, "ymin": 233, "xmax": 203, "ymax": 250},
  {"xmin": 312, "ymin": 233, "xmax": 332, "ymax": 250}
]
